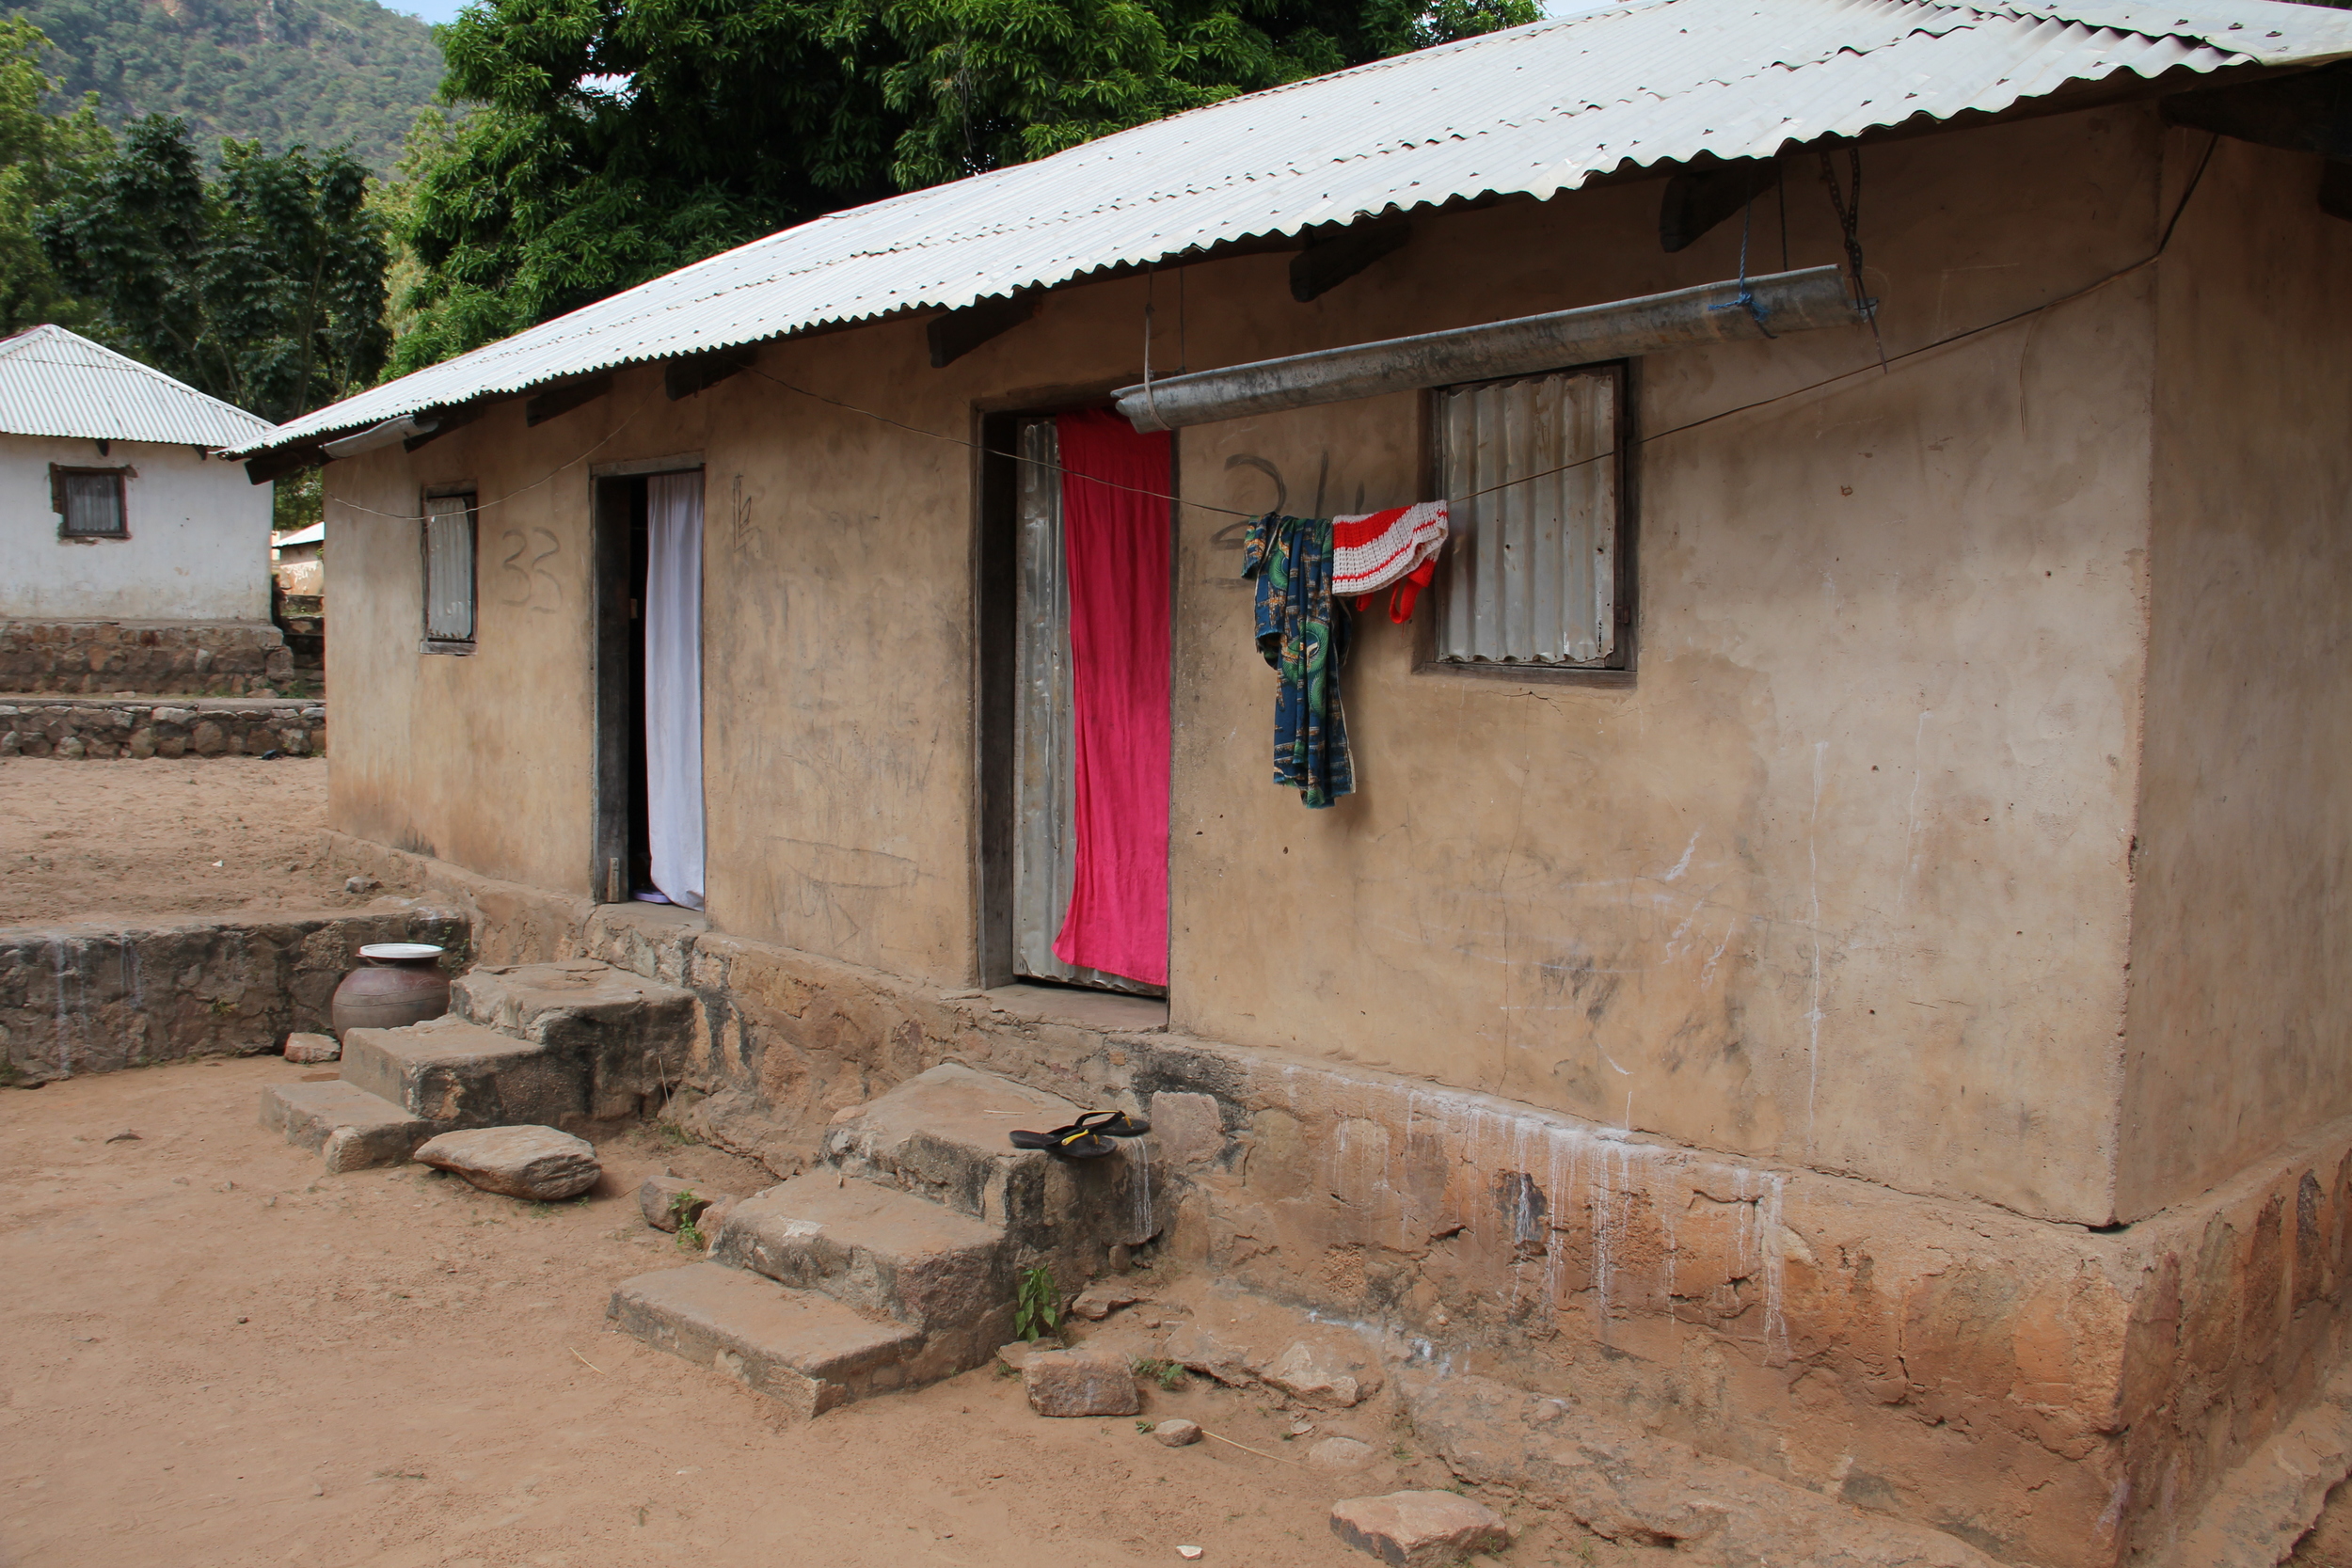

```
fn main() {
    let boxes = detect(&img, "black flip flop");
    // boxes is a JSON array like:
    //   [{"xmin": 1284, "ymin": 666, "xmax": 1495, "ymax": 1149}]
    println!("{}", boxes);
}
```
[
  {"xmin": 1073, "ymin": 1109, "xmax": 1152, "ymax": 1138},
  {"xmin": 1009, "ymin": 1123, "xmax": 1119, "ymax": 1159}
]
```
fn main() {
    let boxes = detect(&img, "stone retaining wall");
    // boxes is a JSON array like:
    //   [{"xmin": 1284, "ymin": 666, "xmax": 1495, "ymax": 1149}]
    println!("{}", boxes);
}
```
[
  {"xmin": 0, "ymin": 697, "xmax": 326, "ymax": 757},
  {"xmin": 0, "ymin": 907, "xmax": 469, "ymax": 1085},
  {"xmin": 0, "ymin": 619, "xmax": 294, "ymax": 696},
  {"xmin": 323, "ymin": 830, "xmax": 2352, "ymax": 1568}
]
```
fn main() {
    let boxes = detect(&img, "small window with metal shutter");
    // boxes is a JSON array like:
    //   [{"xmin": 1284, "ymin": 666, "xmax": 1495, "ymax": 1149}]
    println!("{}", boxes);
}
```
[
  {"xmin": 1431, "ymin": 365, "xmax": 1628, "ymax": 672},
  {"xmin": 421, "ymin": 491, "xmax": 478, "ymax": 651},
  {"xmin": 53, "ymin": 467, "xmax": 128, "ymax": 539}
]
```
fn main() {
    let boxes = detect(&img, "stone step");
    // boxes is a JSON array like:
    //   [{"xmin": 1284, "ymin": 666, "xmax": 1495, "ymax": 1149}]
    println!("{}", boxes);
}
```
[
  {"xmin": 260, "ymin": 1079, "xmax": 442, "ymax": 1173},
  {"xmin": 608, "ymin": 1262, "xmax": 925, "ymax": 1420},
  {"xmin": 823, "ymin": 1062, "xmax": 1164, "ymax": 1256},
  {"xmin": 712, "ymin": 1173, "xmax": 1012, "ymax": 1355},
  {"xmin": 341, "ymin": 1015, "xmax": 584, "ymax": 1127},
  {"xmin": 453, "ymin": 960, "xmax": 697, "ymax": 1119}
]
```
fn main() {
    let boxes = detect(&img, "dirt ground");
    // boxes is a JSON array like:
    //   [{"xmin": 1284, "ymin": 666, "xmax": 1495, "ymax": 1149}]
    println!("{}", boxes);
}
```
[
  {"xmin": 0, "ymin": 1057, "xmax": 1631, "ymax": 1568},
  {"xmin": 0, "ymin": 756, "xmax": 356, "ymax": 928}
]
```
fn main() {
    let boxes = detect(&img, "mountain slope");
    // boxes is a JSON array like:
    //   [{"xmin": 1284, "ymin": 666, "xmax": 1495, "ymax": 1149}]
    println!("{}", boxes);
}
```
[{"xmin": 7, "ymin": 0, "xmax": 444, "ymax": 172}]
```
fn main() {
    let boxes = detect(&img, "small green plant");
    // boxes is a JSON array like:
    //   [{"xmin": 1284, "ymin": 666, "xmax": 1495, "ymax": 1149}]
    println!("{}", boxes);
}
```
[
  {"xmin": 208, "ymin": 997, "xmax": 236, "ymax": 1017},
  {"xmin": 1136, "ymin": 1418, "xmax": 1153, "ymax": 1433},
  {"xmin": 1013, "ymin": 1264, "xmax": 1060, "ymax": 1341},
  {"xmin": 1131, "ymin": 1356, "xmax": 1188, "ymax": 1391},
  {"xmin": 675, "ymin": 1219, "xmax": 704, "ymax": 1250},
  {"xmin": 528, "ymin": 1201, "xmax": 554, "ymax": 1218}
]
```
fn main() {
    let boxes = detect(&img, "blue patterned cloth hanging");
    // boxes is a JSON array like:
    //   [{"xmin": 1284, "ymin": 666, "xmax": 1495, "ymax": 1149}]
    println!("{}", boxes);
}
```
[{"xmin": 1242, "ymin": 514, "xmax": 1354, "ymax": 809}]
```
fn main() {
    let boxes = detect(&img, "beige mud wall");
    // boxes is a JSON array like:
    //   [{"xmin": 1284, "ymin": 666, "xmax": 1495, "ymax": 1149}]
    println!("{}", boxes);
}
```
[
  {"xmin": 326, "ymin": 104, "xmax": 2162, "ymax": 1225},
  {"xmin": 2122, "ymin": 133, "xmax": 2352, "ymax": 1222}
]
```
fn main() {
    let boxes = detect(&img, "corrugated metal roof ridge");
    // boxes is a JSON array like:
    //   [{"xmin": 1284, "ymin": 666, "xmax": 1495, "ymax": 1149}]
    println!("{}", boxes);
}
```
[
  {"xmin": 0, "ymin": 324, "xmax": 276, "ymax": 444},
  {"xmin": 237, "ymin": 0, "xmax": 2350, "ymax": 457}
]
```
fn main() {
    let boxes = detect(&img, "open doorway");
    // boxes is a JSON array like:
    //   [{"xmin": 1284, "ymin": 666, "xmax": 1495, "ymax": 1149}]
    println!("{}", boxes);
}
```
[
  {"xmin": 592, "ymin": 467, "xmax": 705, "ymax": 909},
  {"xmin": 978, "ymin": 411, "xmax": 1172, "ymax": 996}
]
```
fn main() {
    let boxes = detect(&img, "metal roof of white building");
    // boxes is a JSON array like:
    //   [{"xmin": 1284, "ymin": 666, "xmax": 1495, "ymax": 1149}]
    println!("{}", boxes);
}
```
[
  {"xmin": 0, "ymin": 325, "xmax": 277, "ymax": 449},
  {"xmin": 242, "ymin": 0, "xmax": 2352, "ymax": 456}
]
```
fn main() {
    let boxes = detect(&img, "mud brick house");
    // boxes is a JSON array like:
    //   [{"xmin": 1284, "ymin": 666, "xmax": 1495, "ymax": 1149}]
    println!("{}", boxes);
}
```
[
  {"xmin": 232, "ymin": 0, "xmax": 2352, "ymax": 1560},
  {"xmin": 0, "ymin": 325, "xmax": 288, "ymax": 695}
]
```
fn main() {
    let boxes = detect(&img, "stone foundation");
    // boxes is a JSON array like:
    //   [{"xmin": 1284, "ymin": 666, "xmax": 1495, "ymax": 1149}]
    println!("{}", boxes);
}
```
[
  {"xmin": 323, "ymin": 831, "xmax": 2352, "ymax": 1568},
  {"xmin": 0, "ymin": 696, "xmax": 326, "ymax": 757},
  {"xmin": 0, "ymin": 908, "xmax": 469, "ymax": 1085},
  {"xmin": 0, "ymin": 619, "xmax": 294, "ymax": 696}
]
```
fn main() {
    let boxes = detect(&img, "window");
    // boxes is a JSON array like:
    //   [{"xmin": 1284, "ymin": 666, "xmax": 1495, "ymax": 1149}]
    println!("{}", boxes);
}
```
[
  {"xmin": 53, "ymin": 467, "xmax": 128, "ymax": 539},
  {"xmin": 1430, "ymin": 365, "xmax": 1629, "ymax": 672},
  {"xmin": 422, "ymin": 491, "xmax": 477, "ymax": 651}
]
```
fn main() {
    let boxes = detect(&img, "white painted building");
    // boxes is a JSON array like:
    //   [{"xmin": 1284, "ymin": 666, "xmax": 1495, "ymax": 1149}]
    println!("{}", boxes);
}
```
[{"xmin": 0, "ymin": 325, "xmax": 276, "ymax": 620}]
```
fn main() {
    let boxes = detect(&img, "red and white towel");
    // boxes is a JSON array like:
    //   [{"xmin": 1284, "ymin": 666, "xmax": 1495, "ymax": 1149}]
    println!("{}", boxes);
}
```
[{"xmin": 1332, "ymin": 501, "xmax": 1448, "ymax": 623}]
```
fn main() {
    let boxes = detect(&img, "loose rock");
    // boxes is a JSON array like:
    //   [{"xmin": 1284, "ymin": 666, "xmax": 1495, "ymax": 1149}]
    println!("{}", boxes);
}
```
[
  {"xmin": 283, "ymin": 1032, "xmax": 340, "ymax": 1064},
  {"xmin": 1152, "ymin": 1418, "xmax": 1204, "ymax": 1448},
  {"xmin": 1070, "ymin": 1281, "xmax": 1149, "ymax": 1321},
  {"xmin": 1263, "ymin": 1340, "xmax": 1379, "ymax": 1407},
  {"xmin": 1308, "ymin": 1435, "xmax": 1377, "ymax": 1471},
  {"xmin": 103, "ymin": 1129, "xmax": 140, "ymax": 1143},
  {"xmin": 637, "ymin": 1174, "xmax": 731, "ymax": 1233},
  {"xmin": 414, "ymin": 1126, "xmax": 599, "ymax": 1200},
  {"xmin": 1329, "ymin": 1491, "xmax": 1511, "ymax": 1567},
  {"xmin": 344, "ymin": 876, "xmax": 379, "ymax": 895},
  {"xmin": 1164, "ymin": 1324, "xmax": 1255, "ymax": 1386},
  {"xmin": 1023, "ymin": 1349, "xmax": 1141, "ymax": 1417},
  {"xmin": 996, "ymin": 1339, "xmax": 1061, "ymax": 1371}
]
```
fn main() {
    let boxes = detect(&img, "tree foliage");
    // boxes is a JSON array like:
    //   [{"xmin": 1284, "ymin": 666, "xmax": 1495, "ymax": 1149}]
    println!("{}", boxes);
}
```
[
  {"xmin": 0, "ymin": 18, "xmax": 109, "ymax": 335},
  {"xmin": 39, "ymin": 113, "xmax": 390, "ymax": 420},
  {"xmin": 6, "ymin": 0, "xmax": 447, "ymax": 174},
  {"xmin": 391, "ymin": 0, "xmax": 1537, "ymax": 373}
]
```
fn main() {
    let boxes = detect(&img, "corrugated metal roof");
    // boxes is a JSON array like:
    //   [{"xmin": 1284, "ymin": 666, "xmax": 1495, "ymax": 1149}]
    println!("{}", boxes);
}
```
[
  {"xmin": 0, "ymin": 325, "xmax": 277, "ymax": 449},
  {"xmin": 242, "ymin": 0, "xmax": 2352, "ymax": 456}
]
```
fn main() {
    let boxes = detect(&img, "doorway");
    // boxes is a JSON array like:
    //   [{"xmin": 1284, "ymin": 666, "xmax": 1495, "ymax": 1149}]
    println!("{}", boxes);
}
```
[
  {"xmin": 592, "ymin": 467, "xmax": 706, "ymax": 909},
  {"xmin": 979, "ymin": 411, "xmax": 1172, "ymax": 995}
]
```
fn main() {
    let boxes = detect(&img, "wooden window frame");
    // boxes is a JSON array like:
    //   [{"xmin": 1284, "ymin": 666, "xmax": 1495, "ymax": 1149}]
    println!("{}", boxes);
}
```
[
  {"xmin": 420, "ymin": 486, "xmax": 480, "ymax": 655},
  {"xmin": 1414, "ymin": 359, "xmax": 1640, "ymax": 689},
  {"xmin": 52, "ymin": 464, "xmax": 133, "ymax": 541}
]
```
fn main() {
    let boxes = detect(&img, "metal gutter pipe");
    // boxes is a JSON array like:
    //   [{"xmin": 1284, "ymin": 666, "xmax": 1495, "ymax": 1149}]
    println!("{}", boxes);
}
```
[
  {"xmin": 320, "ymin": 414, "xmax": 437, "ymax": 459},
  {"xmin": 1114, "ymin": 264, "xmax": 1864, "ymax": 433}
]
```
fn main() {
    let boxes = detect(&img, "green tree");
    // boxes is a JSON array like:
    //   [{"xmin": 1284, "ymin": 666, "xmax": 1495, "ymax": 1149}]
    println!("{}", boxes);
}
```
[
  {"xmin": 390, "ymin": 0, "xmax": 1536, "ymax": 373},
  {"xmin": 0, "ymin": 17, "xmax": 109, "ymax": 334},
  {"xmin": 38, "ymin": 113, "xmax": 389, "ymax": 420}
]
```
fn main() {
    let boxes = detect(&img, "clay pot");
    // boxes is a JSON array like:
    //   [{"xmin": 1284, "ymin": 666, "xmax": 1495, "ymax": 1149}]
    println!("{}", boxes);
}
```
[{"xmin": 330, "ymin": 942, "xmax": 451, "ymax": 1039}]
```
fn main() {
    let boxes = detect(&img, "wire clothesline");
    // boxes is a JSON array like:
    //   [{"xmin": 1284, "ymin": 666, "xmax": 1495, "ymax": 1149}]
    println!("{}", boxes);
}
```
[{"xmin": 324, "ymin": 136, "xmax": 2215, "ymax": 531}]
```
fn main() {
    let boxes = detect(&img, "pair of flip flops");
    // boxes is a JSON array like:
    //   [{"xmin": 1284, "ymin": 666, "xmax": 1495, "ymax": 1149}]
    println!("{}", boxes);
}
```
[{"xmin": 1009, "ymin": 1109, "xmax": 1152, "ymax": 1160}]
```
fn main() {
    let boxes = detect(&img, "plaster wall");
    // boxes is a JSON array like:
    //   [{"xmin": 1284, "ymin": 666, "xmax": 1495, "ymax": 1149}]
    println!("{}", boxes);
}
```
[
  {"xmin": 0, "ymin": 436, "xmax": 269, "ymax": 620},
  {"xmin": 322, "ymin": 104, "xmax": 2161, "ymax": 1223},
  {"xmin": 2121, "ymin": 134, "xmax": 2352, "ymax": 1221}
]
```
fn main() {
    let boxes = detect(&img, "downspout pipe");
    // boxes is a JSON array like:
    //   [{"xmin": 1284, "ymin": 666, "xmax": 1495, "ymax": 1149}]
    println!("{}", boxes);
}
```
[{"xmin": 1115, "ymin": 264, "xmax": 1864, "ymax": 433}]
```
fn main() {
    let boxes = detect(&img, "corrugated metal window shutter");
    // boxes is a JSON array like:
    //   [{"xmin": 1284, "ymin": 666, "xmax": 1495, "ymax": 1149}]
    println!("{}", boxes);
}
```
[
  {"xmin": 423, "ymin": 495, "xmax": 476, "ymax": 642},
  {"xmin": 1433, "ymin": 368, "xmax": 1618, "ymax": 666}
]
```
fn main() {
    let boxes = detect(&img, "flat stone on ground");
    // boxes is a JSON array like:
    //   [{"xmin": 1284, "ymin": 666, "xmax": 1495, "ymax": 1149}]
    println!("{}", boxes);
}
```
[
  {"xmin": 1069, "ymin": 1281, "xmax": 1148, "ymax": 1321},
  {"xmin": 414, "ymin": 1125, "xmax": 599, "ymax": 1199},
  {"xmin": 1023, "ymin": 1349, "xmax": 1140, "ymax": 1417},
  {"xmin": 1308, "ymin": 1435, "xmax": 1377, "ymax": 1471},
  {"xmin": 1152, "ymin": 1418, "xmax": 1204, "ymax": 1447},
  {"xmin": 283, "ymin": 1032, "xmax": 340, "ymax": 1064},
  {"xmin": 1329, "ymin": 1491, "xmax": 1511, "ymax": 1567}
]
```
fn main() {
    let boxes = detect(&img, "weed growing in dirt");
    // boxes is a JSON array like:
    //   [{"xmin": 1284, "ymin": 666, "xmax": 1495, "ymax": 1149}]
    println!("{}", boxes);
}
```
[
  {"xmin": 1131, "ymin": 1356, "xmax": 1188, "ymax": 1391},
  {"xmin": 1014, "ymin": 1265, "xmax": 1060, "ymax": 1341},
  {"xmin": 528, "ymin": 1201, "xmax": 554, "ymax": 1218},
  {"xmin": 675, "ymin": 1218, "xmax": 704, "ymax": 1249},
  {"xmin": 1136, "ymin": 1419, "xmax": 1153, "ymax": 1433},
  {"xmin": 657, "ymin": 1122, "xmax": 703, "ymax": 1148}
]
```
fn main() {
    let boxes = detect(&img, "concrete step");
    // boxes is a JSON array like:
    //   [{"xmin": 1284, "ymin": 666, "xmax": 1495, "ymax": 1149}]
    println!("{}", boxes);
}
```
[
  {"xmin": 608, "ymin": 1262, "xmax": 925, "ymax": 1419},
  {"xmin": 453, "ymin": 960, "xmax": 697, "ymax": 1118},
  {"xmin": 260, "ymin": 1079, "xmax": 442, "ymax": 1173},
  {"xmin": 341, "ymin": 1015, "xmax": 584, "ymax": 1127},
  {"xmin": 823, "ymin": 1062, "xmax": 1163, "ymax": 1256},
  {"xmin": 712, "ymin": 1173, "xmax": 1012, "ymax": 1358}
]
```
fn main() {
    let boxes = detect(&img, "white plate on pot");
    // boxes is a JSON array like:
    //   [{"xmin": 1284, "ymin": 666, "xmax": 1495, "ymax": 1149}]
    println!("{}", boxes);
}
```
[{"xmin": 358, "ymin": 942, "xmax": 445, "ymax": 961}]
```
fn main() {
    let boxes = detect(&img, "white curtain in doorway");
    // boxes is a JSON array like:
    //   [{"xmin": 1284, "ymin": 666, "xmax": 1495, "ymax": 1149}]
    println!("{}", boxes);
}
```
[{"xmin": 645, "ymin": 471, "xmax": 706, "ymax": 910}]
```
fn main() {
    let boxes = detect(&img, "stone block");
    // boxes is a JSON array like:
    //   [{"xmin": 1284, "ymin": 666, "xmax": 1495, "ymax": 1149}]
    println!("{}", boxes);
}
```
[
  {"xmin": 1328, "ymin": 1492, "xmax": 1511, "ymax": 1567},
  {"xmin": 608, "ymin": 1262, "xmax": 922, "ymax": 1419},
  {"xmin": 1263, "ymin": 1339, "xmax": 1379, "ymax": 1407},
  {"xmin": 639, "ymin": 1174, "xmax": 730, "ymax": 1233},
  {"xmin": 710, "ymin": 1172, "xmax": 1009, "ymax": 1336},
  {"xmin": 1024, "ymin": 1350, "xmax": 1140, "ymax": 1417},
  {"xmin": 283, "ymin": 1032, "xmax": 340, "ymax": 1064},
  {"xmin": 414, "ymin": 1125, "xmax": 600, "ymax": 1199}
]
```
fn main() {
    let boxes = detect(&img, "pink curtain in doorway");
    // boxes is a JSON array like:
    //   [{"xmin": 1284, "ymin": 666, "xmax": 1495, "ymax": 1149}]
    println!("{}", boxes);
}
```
[{"xmin": 1052, "ymin": 409, "xmax": 1171, "ymax": 986}]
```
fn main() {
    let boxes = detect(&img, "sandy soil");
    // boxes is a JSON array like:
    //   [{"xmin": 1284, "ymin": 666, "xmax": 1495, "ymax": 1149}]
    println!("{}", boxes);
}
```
[
  {"xmin": 0, "ymin": 757, "xmax": 357, "ymax": 927},
  {"xmin": 0, "ymin": 1057, "xmax": 1629, "ymax": 1568}
]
